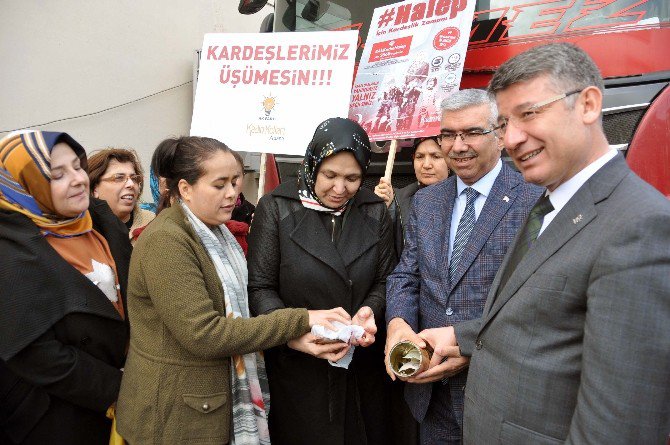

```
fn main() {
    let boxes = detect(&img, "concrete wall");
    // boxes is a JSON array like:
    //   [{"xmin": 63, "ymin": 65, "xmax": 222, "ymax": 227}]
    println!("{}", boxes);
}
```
[{"xmin": 0, "ymin": 0, "xmax": 272, "ymax": 202}]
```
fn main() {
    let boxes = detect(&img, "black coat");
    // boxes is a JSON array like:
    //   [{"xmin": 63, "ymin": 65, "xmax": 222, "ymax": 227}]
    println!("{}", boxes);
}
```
[
  {"xmin": 248, "ymin": 181, "xmax": 396, "ymax": 445},
  {"xmin": 390, "ymin": 182, "xmax": 422, "ymax": 257},
  {"xmin": 0, "ymin": 199, "xmax": 130, "ymax": 445}
]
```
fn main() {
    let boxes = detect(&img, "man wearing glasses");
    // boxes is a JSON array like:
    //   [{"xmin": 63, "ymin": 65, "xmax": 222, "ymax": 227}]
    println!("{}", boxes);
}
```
[
  {"xmin": 385, "ymin": 88, "xmax": 542, "ymax": 444},
  {"xmin": 419, "ymin": 43, "xmax": 670, "ymax": 443}
]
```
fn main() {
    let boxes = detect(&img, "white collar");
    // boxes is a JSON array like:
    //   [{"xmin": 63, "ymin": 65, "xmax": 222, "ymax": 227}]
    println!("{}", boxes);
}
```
[
  {"xmin": 547, "ymin": 149, "xmax": 618, "ymax": 213},
  {"xmin": 456, "ymin": 159, "xmax": 503, "ymax": 198}
]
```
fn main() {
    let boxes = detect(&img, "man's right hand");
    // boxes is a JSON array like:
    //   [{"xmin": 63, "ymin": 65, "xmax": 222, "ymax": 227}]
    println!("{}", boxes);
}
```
[{"xmin": 384, "ymin": 317, "xmax": 426, "ymax": 381}]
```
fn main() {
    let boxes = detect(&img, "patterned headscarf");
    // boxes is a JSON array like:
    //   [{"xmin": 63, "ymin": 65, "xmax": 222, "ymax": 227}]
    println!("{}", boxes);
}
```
[
  {"xmin": 298, "ymin": 117, "xmax": 372, "ymax": 215},
  {"xmin": 139, "ymin": 169, "xmax": 160, "ymax": 213},
  {"xmin": 0, "ymin": 131, "xmax": 92, "ymax": 237}
]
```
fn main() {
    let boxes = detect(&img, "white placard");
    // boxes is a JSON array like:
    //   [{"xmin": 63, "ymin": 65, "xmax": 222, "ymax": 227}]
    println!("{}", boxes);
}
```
[{"xmin": 191, "ymin": 31, "xmax": 359, "ymax": 156}]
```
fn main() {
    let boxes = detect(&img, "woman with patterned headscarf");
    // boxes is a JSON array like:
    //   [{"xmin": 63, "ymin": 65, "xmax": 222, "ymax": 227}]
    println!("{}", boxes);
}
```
[
  {"xmin": 0, "ymin": 131, "xmax": 131, "ymax": 445},
  {"xmin": 248, "ymin": 117, "xmax": 396, "ymax": 445}
]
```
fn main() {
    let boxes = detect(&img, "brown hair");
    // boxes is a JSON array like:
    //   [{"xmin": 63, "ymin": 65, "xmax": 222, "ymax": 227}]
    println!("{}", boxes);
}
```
[{"xmin": 87, "ymin": 148, "xmax": 145, "ymax": 195}]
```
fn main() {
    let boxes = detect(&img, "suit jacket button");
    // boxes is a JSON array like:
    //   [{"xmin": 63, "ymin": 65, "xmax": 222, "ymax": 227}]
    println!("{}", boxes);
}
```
[
  {"xmin": 446, "ymin": 307, "xmax": 454, "ymax": 316},
  {"xmin": 202, "ymin": 403, "xmax": 210, "ymax": 412},
  {"xmin": 475, "ymin": 339, "xmax": 483, "ymax": 350}
]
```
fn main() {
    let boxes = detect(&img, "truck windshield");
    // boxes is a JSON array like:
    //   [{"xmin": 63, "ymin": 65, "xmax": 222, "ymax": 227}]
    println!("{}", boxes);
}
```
[{"xmin": 274, "ymin": 0, "xmax": 670, "ymax": 65}]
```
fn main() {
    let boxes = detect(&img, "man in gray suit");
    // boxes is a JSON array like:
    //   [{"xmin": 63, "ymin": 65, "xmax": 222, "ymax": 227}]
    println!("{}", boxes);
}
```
[{"xmin": 418, "ymin": 43, "xmax": 670, "ymax": 444}]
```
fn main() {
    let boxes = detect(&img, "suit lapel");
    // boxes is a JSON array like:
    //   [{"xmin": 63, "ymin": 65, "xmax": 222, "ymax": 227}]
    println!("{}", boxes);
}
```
[
  {"xmin": 437, "ymin": 179, "xmax": 457, "ymax": 291},
  {"xmin": 483, "ymin": 180, "xmax": 598, "ymax": 324},
  {"xmin": 449, "ymin": 165, "xmax": 520, "ymax": 288},
  {"xmin": 482, "ymin": 155, "xmax": 629, "ymax": 326},
  {"xmin": 290, "ymin": 207, "xmax": 349, "ymax": 282}
]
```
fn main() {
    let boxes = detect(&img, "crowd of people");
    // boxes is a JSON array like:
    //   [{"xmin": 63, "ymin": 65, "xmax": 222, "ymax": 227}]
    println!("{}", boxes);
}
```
[{"xmin": 0, "ymin": 43, "xmax": 668, "ymax": 445}]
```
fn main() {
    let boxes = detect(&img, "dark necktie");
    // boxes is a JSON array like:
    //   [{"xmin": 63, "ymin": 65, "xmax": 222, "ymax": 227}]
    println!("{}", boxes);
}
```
[
  {"xmin": 497, "ymin": 194, "xmax": 554, "ymax": 293},
  {"xmin": 449, "ymin": 187, "xmax": 479, "ymax": 282}
]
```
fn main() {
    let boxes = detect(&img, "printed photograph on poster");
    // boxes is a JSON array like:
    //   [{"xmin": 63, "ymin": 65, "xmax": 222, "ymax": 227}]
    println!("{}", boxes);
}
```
[
  {"xmin": 349, "ymin": 0, "xmax": 476, "ymax": 142},
  {"xmin": 191, "ymin": 31, "xmax": 358, "ymax": 156}
]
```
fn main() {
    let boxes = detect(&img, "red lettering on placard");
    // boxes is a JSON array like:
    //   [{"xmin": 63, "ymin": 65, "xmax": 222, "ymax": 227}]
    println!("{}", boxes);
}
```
[{"xmin": 369, "ymin": 36, "xmax": 413, "ymax": 62}]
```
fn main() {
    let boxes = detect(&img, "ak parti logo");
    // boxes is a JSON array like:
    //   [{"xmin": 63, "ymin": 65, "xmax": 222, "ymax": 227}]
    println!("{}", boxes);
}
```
[{"xmin": 261, "ymin": 94, "xmax": 277, "ymax": 117}]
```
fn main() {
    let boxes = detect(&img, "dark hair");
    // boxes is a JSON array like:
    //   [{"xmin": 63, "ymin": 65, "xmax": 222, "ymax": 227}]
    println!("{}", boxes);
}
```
[
  {"xmin": 230, "ymin": 149, "xmax": 245, "ymax": 173},
  {"xmin": 150, "ymin": 139, "xmax": 175, "ymax": 179},
  {"xmin": 413, "ymin": 136, "xmax": 439, "ymax": 152},
  {"xmin": 488, "ymin": 43, "xmax": 604, "ymax": 101},
  {"xmin": 87, "ymin": 148, "xmax": 144, "ymax": 195},
  {"xmin": 157, "ymin": 136, "xmax": 237, "ymax": 210}
]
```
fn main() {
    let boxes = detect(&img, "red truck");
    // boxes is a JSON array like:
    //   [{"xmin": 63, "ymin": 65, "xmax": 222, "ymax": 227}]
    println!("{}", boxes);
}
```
[{"xmin": 240, "ymin": 0, "xmax": 670, "ymax": 196}]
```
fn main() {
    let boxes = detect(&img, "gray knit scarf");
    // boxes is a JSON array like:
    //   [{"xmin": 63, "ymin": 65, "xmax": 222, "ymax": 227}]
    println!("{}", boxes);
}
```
[{"xmin": 181, "ymin": 201, "xmax": 271, "ymax": 445}]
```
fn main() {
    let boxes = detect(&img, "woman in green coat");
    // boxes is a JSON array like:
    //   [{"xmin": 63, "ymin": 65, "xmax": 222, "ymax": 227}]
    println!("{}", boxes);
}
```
[{"xmin": 116, "ymin": 136, "xmax": 349, "ymax": 445}]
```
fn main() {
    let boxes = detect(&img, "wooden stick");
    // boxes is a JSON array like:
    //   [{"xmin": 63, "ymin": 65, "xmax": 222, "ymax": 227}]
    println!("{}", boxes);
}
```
[
  {"xmin": 258, "ymin": 152, "xmax": 267, "ymax": 200},
  {"xmin": 384, "ymin": 140, "xmax": 398, "ymax": 182}
]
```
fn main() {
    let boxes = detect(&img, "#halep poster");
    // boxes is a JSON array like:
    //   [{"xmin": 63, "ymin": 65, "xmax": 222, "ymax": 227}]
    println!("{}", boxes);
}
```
[
  {"xmin": 349, "ymin": 0, "xmax": 476, "ymax": 142},
  {"xmin": 191, "ymin": 31, "xmax": 358, "ymax": 156}
]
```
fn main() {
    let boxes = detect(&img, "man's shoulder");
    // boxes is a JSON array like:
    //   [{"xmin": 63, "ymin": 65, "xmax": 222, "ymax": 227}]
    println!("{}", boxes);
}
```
[
  {"xmin": 591, "ymin": 155, "xmax": 669, "ymax": 214},
  {"xmin": 606, "ymin": 167, "xmax": 670, "ymax": 215},
  {"xmin": 414, "ymin": 176, "xmax": 456, "ymax": 201}
]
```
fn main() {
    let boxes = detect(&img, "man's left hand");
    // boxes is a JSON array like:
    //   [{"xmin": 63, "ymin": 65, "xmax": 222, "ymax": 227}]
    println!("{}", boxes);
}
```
[{"xmin": 406, "ymin": 346, "xmax": 469, "ymax": 383}]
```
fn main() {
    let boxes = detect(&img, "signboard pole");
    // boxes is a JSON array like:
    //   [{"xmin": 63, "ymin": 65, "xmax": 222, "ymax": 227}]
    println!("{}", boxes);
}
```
[
  {"xmin": 384, "ymin": 140, "xmax": 398, "ymax": 182},
  {"xmin": 258, "ymin": 152, "xmax": 267, "ymax": 200}
]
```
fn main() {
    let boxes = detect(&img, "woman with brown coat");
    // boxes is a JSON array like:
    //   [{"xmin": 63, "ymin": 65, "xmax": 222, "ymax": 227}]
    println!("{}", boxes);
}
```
[{"xmin": 116, "ymin": 136, "xmax": 348, "ymax": 445}]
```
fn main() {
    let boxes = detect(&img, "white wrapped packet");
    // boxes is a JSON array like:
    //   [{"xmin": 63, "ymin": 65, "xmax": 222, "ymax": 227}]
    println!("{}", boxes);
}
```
[{"xmin": 311, "ymin": 321, "xmax": 365, "ymax": 369}]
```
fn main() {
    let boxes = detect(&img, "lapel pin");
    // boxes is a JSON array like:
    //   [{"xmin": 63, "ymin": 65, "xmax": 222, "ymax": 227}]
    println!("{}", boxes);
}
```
[
  {"xmin": 573, "ymin": 214, "xmax": 583, "ymax": 224},
  {"xmin": 503, "ymin": 196, "xmax": 509, "ymax": 202}
]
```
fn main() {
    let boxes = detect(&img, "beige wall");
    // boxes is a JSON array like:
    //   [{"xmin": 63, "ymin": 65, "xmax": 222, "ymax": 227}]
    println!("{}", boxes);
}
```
[{"xmin": 0, "ymin": 0, "xmax": 272, "ymax": 202}]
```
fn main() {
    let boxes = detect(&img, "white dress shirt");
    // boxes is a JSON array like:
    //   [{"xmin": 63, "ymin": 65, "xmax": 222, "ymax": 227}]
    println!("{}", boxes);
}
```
[
  {"xmin": 539, "ymin": 148, "xmax": 618, "ymax": 236},
  {"xmin": 449, "ymin": 159, "xmax": 503, "ymax": 260}
]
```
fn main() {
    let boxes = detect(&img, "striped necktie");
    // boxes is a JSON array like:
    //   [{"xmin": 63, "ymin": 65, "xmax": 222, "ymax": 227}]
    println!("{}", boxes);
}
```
[
  {"xmin": 449, "ymin": 187, "xmax": 479, "ymax": 282},
  {"xmin": 497, "ymin": 194, "xmax": 554, "ymax": 293}
]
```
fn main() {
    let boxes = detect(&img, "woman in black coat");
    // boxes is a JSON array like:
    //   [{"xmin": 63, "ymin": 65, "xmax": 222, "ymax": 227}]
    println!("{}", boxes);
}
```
[
  {"xmin": 248, "ymin": 118, "xmax": 396, "ymax": 445},
  {"xmin": 0, "ymin": 131, "xmax": 130, "ymax": 445}
]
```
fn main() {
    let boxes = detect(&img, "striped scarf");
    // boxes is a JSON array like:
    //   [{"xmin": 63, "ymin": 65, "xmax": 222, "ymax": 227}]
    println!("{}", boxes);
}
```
[{"xmin": 180, "ymin": 201, "xmax": 270, "ymax": 445}]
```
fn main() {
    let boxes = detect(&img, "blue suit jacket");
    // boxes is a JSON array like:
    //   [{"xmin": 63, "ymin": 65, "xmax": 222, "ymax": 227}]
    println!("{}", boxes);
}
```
[{"xmin": 386, "ymin": 162, "xmax": 543, "ymax": 426}]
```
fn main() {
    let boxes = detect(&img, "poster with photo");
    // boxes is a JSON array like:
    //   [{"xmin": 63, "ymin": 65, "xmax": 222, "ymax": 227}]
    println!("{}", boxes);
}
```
[{"xmin": 349, "ymin": 0, "xmax": 476, "ymax": 141}]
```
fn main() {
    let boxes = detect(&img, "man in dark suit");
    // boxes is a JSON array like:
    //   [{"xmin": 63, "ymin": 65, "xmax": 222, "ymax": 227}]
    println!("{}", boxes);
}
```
[
  {"xmin": 385, "ymin": 88, "xmax": 543, "ymax": 444},
  {"xmin": 420, "ymin": 43, "xmax": 670, "ymax": 444}
]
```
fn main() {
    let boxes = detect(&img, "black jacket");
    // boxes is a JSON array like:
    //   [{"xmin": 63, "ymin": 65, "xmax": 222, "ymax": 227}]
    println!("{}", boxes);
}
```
[
  {"xmin": 390, "ymin": 182, "xmax": 422, "ymax": 257},
  {"xmin": 0, "ymin": 199, "xmax": 130, "ymax": 445},
  {"xmin": 247, "ymin": 181, "xmax": 396, "ymax": 445}
]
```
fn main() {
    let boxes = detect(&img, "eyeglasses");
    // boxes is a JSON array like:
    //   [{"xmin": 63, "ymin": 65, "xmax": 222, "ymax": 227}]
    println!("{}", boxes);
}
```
[
  {"xmin": 99, "ymin": 173, "xmax": 143, "ymax": 185},
  {"xmin": 496, "ymin": 89, "xmax": 582, "ymax": 136},
  {"xmin": 437, "ymin": 127, "xmax": 498, "ymax": 147}
]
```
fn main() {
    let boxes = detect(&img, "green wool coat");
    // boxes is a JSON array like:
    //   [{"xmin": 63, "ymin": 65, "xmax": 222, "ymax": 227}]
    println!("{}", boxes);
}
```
[{"xmin": 116, "ymin": 204, "xmax": 310, "ymax": 444}]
